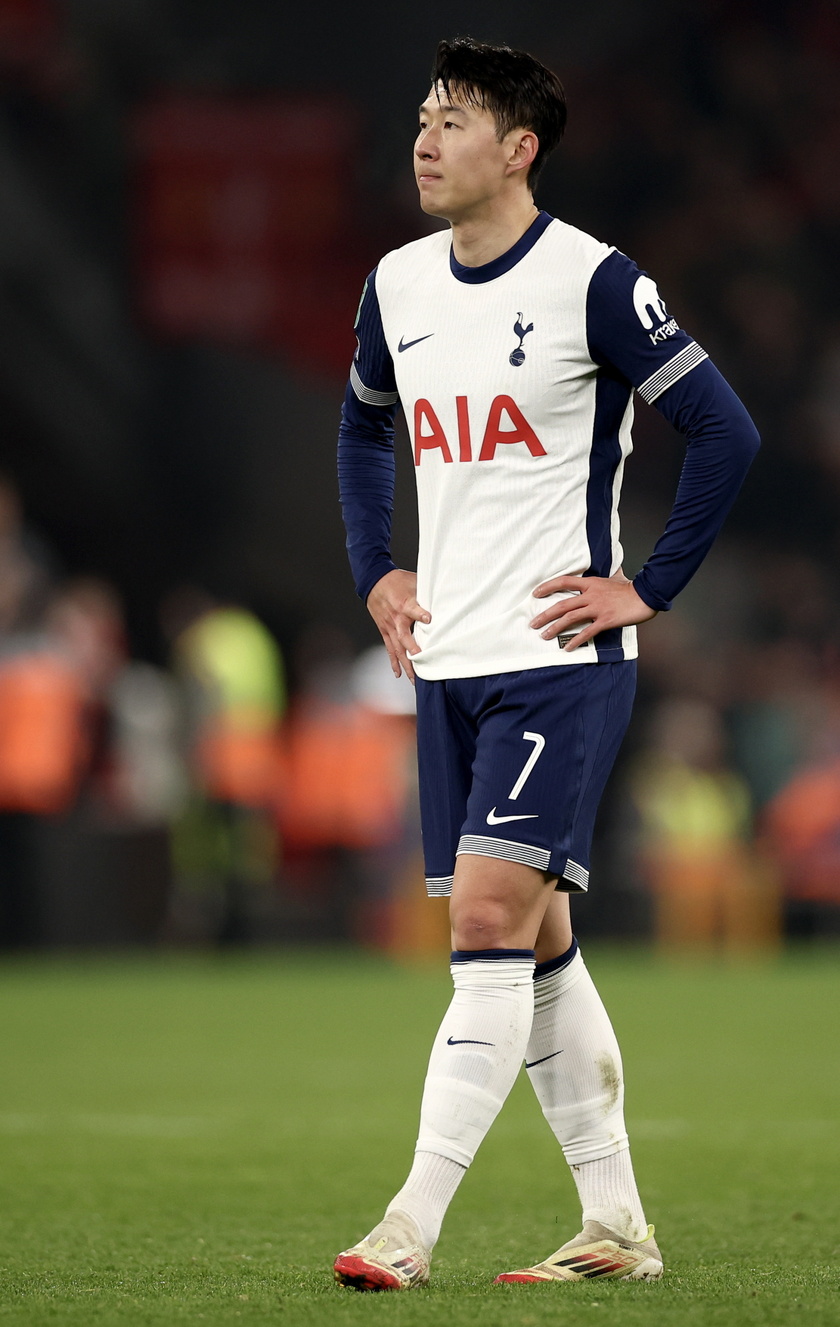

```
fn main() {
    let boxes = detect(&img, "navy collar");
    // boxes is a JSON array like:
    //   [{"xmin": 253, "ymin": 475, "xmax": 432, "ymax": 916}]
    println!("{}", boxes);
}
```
[{"xmin": 449, "ymin": 210, "xmax": 553, "ymax": 284}]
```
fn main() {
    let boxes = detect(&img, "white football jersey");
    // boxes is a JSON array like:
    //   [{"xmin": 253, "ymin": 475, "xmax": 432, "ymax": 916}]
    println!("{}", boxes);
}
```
[{"xmin": 350, "ymin": 213, "xmax": 708, "ymax": 681}]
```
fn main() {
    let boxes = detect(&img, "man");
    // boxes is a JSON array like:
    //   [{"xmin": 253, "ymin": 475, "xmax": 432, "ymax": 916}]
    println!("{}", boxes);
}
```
[{"xmin": 334, "ymin": 37, "xmax": 759, "ymax": 1290}]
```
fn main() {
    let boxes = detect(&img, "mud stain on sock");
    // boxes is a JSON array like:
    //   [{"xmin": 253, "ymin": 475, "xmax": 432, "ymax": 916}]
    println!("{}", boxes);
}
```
[{"xmin": 597, "ymin": 1054, "xmax": 621, "ymax": 1111}]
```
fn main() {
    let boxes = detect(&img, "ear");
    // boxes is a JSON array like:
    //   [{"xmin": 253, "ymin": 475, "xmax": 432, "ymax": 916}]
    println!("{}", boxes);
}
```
[{"xmin": 506, "ymin": 129, "xmax": 539, "ymax": 178}]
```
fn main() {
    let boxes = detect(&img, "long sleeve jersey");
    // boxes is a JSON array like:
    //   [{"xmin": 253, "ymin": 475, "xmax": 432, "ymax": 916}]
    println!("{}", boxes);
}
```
[{"xmin": 339, "ymin": 210, "xmax": 759, "ymax": 680}]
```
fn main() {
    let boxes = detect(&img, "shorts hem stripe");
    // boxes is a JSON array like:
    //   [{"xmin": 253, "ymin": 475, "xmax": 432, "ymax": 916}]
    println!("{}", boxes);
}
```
[
  {"xmin": 426, "ymin": 875, "xmax": 454, "ymax": 897},
  {"xmin": 562, "ymin": 858, "xmax": 590, "ymax": 891},
  {"xmin": 456, "ymin": 834, "xmax": 551, "ymax": 872}
]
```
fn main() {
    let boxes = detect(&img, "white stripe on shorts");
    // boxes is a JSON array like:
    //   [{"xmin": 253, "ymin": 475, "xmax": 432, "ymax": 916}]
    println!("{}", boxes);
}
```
[
  {"xmin": 426, "ymin": 875, "xmax": 454, "ymax": 897},
  {"xmin": 561, "ymin": 858, "xmax": 590, "ymax": 892},
  {"xmin": 425, "ymin": 850, "xmax": 590, "ymax": 897},
  {"xmin": 456, "ymin": 834, "xmax": 552, "ymax": 872}
]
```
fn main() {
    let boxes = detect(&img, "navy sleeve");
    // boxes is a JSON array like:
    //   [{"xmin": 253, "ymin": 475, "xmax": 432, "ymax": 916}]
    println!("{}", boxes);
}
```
[
  {"xmin": 587, "ymin": 251, "xmax": 759, "ymax": 610},
  {"xmin": 337, "ymin": 268, "xmax": 401, "ymax": 601},
  {"xmin": 632, "ymin": 361, "xmax": 760, "ymax": 611}
]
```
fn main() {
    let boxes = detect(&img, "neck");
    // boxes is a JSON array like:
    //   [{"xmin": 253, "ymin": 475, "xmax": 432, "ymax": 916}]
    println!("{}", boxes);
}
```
[{"xmin": 449, "ymin": 193, "xmax": 540, "ymax": 268}]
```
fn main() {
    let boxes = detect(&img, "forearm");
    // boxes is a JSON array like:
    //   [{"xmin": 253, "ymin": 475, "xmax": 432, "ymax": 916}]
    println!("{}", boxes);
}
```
[
  {"xmin": 632, "ymin": 361, "xmax": 760, "ymax": 612},
  {"xmin": 338, "ymin": 387, "xmax": 398, "ymax": 601}
]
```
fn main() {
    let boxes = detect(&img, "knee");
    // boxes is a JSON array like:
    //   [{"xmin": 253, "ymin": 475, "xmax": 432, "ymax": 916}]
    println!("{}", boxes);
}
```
[
  {"xmin": 449, "ymin": 855, "xmax": 549, "ymax": 951},
  {"xmin": 450, "ymin": 897, "xmax": 514, "ymax": 951}
]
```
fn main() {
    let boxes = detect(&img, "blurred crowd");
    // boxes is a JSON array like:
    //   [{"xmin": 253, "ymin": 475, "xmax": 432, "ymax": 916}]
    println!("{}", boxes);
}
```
[
  {"xmin": 0, "ymin": 475, "xmax": 430, "ymax": 949},
  {"xmin": 0, "ymin": 465, "xmax": 839, "ymax": 954},
  {"xmin": 561, "ymin": 1, "xmax": 840, "ymax": 948},
  {"xmin": 1, "ymin": 1, "xmax": 840, "ymax": 950}
]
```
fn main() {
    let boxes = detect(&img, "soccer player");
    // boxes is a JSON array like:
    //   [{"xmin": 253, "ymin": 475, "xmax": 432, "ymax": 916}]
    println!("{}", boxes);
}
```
[{"xmin": 333, "ymin": 38, "xmax": 759, "ymax": 1290}]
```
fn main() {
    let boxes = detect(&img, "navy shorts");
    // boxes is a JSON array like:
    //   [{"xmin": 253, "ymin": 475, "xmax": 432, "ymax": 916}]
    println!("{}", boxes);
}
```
[{"xmin": 415, "ymin": 661, "xmax": 636, "ymax": 897}]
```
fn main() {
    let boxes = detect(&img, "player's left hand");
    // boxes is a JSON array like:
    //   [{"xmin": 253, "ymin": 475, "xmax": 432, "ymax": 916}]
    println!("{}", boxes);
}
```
[{"xmin": 530, "ymin": 569, "xmax": 657, "ymax": 651}]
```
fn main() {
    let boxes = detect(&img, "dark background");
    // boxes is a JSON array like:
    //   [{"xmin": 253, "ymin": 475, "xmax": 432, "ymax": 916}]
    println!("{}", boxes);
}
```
[
  {"xmin": 4, "ymin": 0, "xmax": 838, "ymax": 666},
  {"xmin": 2, "ymin": 0, "xmax": 840, "ymax": 948}
]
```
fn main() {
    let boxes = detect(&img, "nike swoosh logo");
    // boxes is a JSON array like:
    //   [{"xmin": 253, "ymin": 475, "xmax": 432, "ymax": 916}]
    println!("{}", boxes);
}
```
[
  {"xmin": 447, "ymin": 1036, "xmax": 494, "ymax": 1046},
  {"xmin": 398, "ymin": 333, "xmax": 434, "ymax": 352},
  {"xmin": 525, "ymin": 1049, "xmax": 564, "ymax": 1069},
  {"xmin": 486, "ymin": 808, "xmax": 539, "ymax": 825}
]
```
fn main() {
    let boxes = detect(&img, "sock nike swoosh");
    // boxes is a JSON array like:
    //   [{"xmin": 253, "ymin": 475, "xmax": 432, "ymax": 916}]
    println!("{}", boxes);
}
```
[{"xmin": 525, "ymin": 1049, "xmax": 564, "ymax": 1068}]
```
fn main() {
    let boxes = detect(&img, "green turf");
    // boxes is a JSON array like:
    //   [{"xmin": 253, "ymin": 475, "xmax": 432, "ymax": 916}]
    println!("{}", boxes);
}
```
[{"xmin": 0, "ymin": 946, "xmax": 838, "ymax": 1326}]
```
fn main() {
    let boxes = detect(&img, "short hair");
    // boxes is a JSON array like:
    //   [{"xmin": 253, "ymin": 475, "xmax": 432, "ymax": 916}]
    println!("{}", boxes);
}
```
[{"xmin": 430, "ymin": 37, "xmax": 567, "ymax": 188}]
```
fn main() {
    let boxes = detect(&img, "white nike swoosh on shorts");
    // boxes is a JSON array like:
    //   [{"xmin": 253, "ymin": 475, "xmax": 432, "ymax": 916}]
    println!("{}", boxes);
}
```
[{"xmin": 486, "ymin": 808, "xmax": 539, "ymax": 825}]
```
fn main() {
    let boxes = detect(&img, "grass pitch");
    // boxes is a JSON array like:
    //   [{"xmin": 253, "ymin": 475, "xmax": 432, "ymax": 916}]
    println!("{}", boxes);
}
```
[{"xmin": 0, "ymin": 945, "xmax": 838, "ymax": 1326}]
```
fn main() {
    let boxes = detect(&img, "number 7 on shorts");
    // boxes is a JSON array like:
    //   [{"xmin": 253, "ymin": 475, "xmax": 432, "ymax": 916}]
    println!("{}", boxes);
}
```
[{"xmin": 508, "ymin": 731, "xmax": 546, "ymax": 801}]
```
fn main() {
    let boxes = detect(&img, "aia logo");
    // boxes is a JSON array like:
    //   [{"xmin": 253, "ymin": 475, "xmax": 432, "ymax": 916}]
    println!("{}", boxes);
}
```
[
  {"xmin": 509, "ymin": 313, "xmax": 534, "ymax": 366},
  {"xmin": 413, "ymin": 396, "xmax": 546, "ymax": 465}
]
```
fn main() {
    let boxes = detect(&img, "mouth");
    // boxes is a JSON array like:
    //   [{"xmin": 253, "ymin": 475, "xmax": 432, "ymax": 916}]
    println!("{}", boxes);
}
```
[{"xmin": 417, "ymin": 173, "xmax": 441, "ymax": 184}]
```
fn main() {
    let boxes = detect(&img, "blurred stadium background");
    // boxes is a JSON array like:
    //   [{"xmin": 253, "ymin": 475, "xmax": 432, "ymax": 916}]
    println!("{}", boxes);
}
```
[{"xmin": 1, "ymin": 0, "xmax": 840, "ymax": 956}]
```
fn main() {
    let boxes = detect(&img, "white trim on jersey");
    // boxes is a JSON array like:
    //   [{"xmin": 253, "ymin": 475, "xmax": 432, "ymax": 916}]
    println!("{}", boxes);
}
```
[
  {"xmin": 350, "ymin": 360, "xmax": 399, "ymax": 407},
  {"xmin": 637, "ymin": 342, "xmax": 709, "ymax": 404}
]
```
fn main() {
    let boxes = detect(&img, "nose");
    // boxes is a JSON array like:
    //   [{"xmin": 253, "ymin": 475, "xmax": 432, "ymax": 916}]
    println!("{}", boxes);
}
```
[{"xmin": 415, "ymin": 128, "xmax": 439, "ymax": 161}]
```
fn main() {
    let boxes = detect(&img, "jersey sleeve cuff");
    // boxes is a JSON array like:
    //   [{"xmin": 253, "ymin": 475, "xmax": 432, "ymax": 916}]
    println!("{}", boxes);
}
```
[
  {"xmin": 632, "ymin": 572, "xmax": 672, "ymax": 613},
  {"xmin": 358, "ymin": 557, "xmax": 398, "ymax": 604}
]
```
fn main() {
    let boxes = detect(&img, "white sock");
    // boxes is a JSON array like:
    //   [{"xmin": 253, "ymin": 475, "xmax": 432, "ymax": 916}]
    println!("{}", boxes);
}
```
[
  {"xmin": 384, "ymin": 948, "xmax": 536, "ymax": 1248},
  {"xmin": 525, "ymin": 940, "xmax": 649, "ymax": 1242},
  {"xmin": 570, "ymin": 1148, "xmax": 649, "ymax": 1242},
  {"xmin": 385, "ymin": 1151, "xmax": 466, "ymax": 1250}
]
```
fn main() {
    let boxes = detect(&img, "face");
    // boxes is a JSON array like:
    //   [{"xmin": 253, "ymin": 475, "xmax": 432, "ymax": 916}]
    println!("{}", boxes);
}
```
[{"xmin": 414, "ymin": 83, "xmax": 531, "ymax": 222}]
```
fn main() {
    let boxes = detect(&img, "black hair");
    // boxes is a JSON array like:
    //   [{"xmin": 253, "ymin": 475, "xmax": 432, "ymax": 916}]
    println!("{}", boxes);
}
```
[{"xmin": 430, "ymin": 37, "xmax": 567, "ymax": 187}]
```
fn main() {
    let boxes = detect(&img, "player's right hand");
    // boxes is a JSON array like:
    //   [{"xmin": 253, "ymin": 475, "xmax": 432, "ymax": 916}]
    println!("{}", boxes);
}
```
[{"xmin": 366, "ymin": 569, "xmax": 431, "ymax": 683}]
